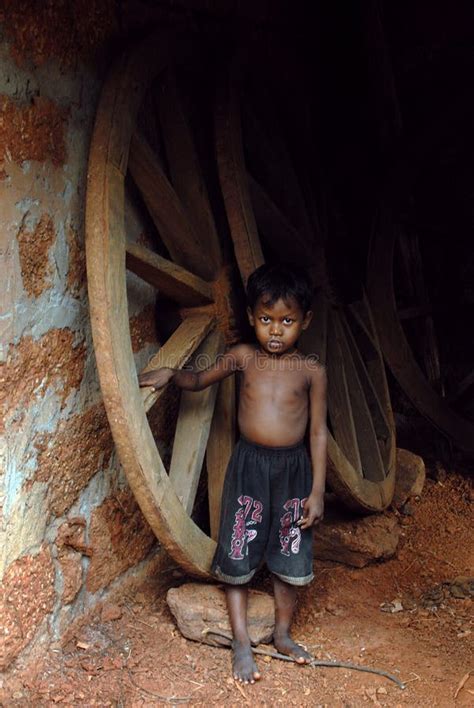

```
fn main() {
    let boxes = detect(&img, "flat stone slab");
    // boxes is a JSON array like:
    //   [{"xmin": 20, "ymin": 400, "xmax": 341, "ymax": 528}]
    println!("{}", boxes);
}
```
[
  {"xmin": 393, "ymin": 448, "xmax": 426, "ymax": 508},
  {"xmin": 314, "ymin": 513, "xmax": 400, "ymax": 568},
  {"xmin": 167, "ymin": 583, "xmax": 275, "ymax": 646}
]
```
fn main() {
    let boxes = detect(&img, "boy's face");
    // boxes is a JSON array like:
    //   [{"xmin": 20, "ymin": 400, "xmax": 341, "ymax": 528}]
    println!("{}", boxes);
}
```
[{"xmin": 247, "ymin": 295, "xmax": 312, "ymax": 355}]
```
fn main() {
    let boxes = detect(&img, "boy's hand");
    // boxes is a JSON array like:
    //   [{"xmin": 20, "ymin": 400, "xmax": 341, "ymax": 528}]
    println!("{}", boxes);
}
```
[
  {"xmin": 138, "ymin": 367, "xmax": 174, "ymax": 391},
  {"xmin": 298, "ymin": 492, "xmax": 324, "ymax": 529}
]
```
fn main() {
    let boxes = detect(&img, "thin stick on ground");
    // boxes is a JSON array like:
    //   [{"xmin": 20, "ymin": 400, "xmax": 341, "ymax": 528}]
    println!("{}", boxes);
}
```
[
  {"xmin": 126, "ymin": 671, "xmax": 190, "ymax": 704},
  {"xmin": 454, "ymin": 671, "xmax": 472, "ymax": 700},
  {"xmin": 203, "ymin": 629, "xmax": 406, "ymax": 690},
  {"xmin": 233, "ymin": 679, "xmax": 248, "ymax": 699}
]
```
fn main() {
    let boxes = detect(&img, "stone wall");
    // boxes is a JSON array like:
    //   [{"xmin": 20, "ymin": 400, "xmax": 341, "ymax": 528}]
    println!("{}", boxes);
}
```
[{"xmin": 0, "ymin": 1, "xmax": 168, "ymax": 670}]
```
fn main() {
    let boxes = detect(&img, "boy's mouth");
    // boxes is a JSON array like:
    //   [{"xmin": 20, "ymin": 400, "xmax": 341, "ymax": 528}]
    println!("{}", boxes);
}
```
[{"xmin": 268, "ymin": 339, "xmax": 283, "ymax": 350}]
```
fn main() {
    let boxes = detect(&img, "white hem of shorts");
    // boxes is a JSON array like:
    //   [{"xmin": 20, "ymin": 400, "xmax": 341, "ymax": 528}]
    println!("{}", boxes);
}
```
[
  {"xmin": 213, "ymin": 565, "xmax": 257, "ymax": 585},
  {"xmin": 271, "ymin": 570, "xmax": 314, "ymax": 587}
]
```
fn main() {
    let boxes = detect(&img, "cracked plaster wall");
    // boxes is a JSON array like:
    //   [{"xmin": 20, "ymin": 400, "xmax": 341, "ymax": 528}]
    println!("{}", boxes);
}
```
[{"xmin": 0, "ymin": 3, "xmax": 168, "ymax": 670}]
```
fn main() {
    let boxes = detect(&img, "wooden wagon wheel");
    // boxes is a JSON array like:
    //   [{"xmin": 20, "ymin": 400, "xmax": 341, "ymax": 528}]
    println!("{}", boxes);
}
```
[
  {"xmin": 365, "ymin": 96, "xmax": 474, "ymax": 453},
  {"xmin": 367, "ymin": 206, "xmax": 474, "ymax": 452},
  {"xmin": 85, "ymin": 34, "xmax": 242, "ymax": 578},
  {"xmin": 215, "ymin": 60, "xmax": 396, "ymax": 511}
]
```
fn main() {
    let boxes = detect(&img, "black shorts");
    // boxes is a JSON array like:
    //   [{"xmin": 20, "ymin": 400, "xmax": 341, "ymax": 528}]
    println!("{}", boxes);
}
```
[{"xmin": 211, "ymin": 437, "xmax": 314, "ymax": 586}]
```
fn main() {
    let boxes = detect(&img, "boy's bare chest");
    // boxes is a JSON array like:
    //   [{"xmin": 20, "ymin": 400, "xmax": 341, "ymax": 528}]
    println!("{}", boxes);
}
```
[{"xmin": 239, "ymin": 361, "xmax": 309, "ymax": 403}]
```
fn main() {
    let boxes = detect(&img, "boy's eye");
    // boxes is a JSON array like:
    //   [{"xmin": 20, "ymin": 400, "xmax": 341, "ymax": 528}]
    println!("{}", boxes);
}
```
[
  {"xmin": 283, "ymin": 318, "xmax": 294, "ymax": 325},
  {"xmin": 260, "ymin": 316, "xmax": 270, "ymax": 324}
]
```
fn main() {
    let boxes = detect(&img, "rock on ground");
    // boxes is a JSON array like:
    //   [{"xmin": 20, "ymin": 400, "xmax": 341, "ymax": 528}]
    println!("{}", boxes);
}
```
[
  {"xmin": 166, "ymin": 583, "xmax": 275, "ymax": 646},
  {"xmin": 392, "ymin": 448, "xmax": 426, "ymax": 507},
  {"xmin": 314, "ymin": 514, "xmax": 400, "ymax": 568}
]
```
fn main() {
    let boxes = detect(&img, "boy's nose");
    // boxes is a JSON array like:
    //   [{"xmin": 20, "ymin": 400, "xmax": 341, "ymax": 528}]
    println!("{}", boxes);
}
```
[{"xmin": 270, "ymin": 324, "xmax": 283, "ymax": 336}]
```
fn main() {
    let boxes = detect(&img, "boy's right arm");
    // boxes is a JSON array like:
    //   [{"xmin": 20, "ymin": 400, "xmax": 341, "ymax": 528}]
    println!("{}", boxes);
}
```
[{"xmin": 138, "ymin": 343, "xmax": 250, "ymax": 392}]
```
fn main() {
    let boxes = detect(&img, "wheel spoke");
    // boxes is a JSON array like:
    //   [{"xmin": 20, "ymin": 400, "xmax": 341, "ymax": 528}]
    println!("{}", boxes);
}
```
[
  {"xmin": 349, "ymin": 299, "xmax": 379, "ymax": 352},
  {"xmin": 247, "ymin": 173, "xmax": 314, "ymax": 269},
  {"xmin": 327, "ymin": 310, "xmax": 362, "ymax": 474},
  {"xmin": 242, "ymin": 102, "xmax": 314, "ymax": 244},
  {"xmin": 126, "ymin": 242, "xmax": 213, "ymax": 305},
  {"xmin": 342, "ymin": 313, "xmax": 391, "ymax": 442},
  {"xmin": 158, "ymin": 70, "xmax": 221, "ymax": 277},
  {"xmin": 299, "ymin": 291, "xmax": 328, "ymax": 365},
  {"xmin": 348, "ymin": 295, "xmax": 395, "ymax": 426},
  {"xmin": 335, "ymin": 313, "xmax": 385, "ymax": 482},
  {"xmin": 207, "ymin": 375, "xmax": 236, "ymax": 539},
  {"xmin": 128, "ymin": 131, "xmax": 209, "ymax": 278},
  {"xmin": 347, "ymin": 296, "xmax": 396, "ymax": 478},
  {"xmin": 169, "ymin": 329, "xmax": 224, "ymax": 514},
  {"xmin": 139, "ymin": 313, "xmax": 215, "ymax": 413},
  {"xmin": 215, "ymin": 69, "xmax": 264, "ymax": 284}
]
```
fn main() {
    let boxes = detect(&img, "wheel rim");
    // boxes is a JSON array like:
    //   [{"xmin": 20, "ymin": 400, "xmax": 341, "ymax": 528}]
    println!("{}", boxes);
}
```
[{"xmin": 85, "ymin": 34, "xmax": 238, "ymax": 578}]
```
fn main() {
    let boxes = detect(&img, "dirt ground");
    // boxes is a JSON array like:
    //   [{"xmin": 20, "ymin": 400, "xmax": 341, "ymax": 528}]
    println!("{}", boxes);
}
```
[{"xmin": 1, "ymin": 470, "xmax": 472, "ymax": 707}]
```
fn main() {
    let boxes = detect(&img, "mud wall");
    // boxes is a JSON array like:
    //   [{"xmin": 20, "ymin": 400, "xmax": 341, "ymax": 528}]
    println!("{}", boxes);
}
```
[{"xmin": 0, "ymin": 1, "xmax": 171, "ymax": 670}]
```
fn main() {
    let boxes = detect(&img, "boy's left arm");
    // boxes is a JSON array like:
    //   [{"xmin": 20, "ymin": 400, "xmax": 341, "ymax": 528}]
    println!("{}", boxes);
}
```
[{"xmin": 300, "ymin": 363, "xmax": 327, "ymax": 529}]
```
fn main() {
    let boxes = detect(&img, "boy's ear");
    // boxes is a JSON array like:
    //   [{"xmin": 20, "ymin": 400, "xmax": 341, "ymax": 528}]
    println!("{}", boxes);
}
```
[
  {"xmin": 247, "ymin": 306, "xmax": 255, "ymax": 326},
  {"xmin": 301, "ymin": 310, "xmax": 313, "ymax": 330}
]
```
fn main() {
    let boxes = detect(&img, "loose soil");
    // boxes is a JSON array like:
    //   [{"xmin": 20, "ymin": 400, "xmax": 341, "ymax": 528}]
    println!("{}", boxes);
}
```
[{"xmin": 1, "ymin": 471, "xmax": 472, "ymax": 707}]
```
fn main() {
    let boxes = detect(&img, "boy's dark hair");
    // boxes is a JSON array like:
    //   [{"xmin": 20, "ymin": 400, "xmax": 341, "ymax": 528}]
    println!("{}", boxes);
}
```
[{"xmin": 246, "ymin": 264, "xmax": 313, "ymax": 314}]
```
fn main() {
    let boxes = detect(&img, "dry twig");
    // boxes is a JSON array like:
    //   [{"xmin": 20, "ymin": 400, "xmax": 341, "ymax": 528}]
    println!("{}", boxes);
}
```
[
  {"xmin": 134, "ymin": 617, "xmax": 156, "ymax": 629},
  {"xmin": 233, "ymin": 679, "xmax": 248, "ymax": 699},
  {"xmin": 126, "ymin": 673, "xmax": 190, "ymax": 704},
  {"xmin": 203, "ymin": 629, "xmax": 406, "ymax": 690},
  {"xmin": 454, "ymin": 670, "xmax": 472, "ymax": 700}
]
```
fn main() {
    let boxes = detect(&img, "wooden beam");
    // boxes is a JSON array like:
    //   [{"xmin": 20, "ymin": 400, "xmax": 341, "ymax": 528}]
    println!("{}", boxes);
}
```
[{"xmin": 126, "ymin": 242, "xmax": 213, "ymax": 306}]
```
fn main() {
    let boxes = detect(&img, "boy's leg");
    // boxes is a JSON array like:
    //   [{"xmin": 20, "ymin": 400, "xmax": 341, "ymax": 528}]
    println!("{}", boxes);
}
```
[
  {"xmin": 225, "ymin": 584, "xmax": 261, "ymax": 683},
  {"xmin": 272, "ymin": 575, "xmax": 312, "ymax": 663}
]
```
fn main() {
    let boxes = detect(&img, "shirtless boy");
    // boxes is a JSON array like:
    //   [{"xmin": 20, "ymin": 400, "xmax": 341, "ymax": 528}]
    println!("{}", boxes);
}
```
[{"xmin": 139, "ymin": 264, "xmax": 327, "ymax": 684}]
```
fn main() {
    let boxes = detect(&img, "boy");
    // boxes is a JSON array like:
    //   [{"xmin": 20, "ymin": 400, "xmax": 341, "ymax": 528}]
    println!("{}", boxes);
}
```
[{"xmin": 139, "ymin": 264, "xmax": 327, "ymax": 684}]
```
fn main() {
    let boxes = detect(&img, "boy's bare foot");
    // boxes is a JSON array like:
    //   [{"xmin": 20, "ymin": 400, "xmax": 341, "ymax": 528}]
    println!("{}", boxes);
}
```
[
  {"xmin": 273, "ymin": 631, "xmax": 312, "ymax": 664},
  {"xmin": 232, "ymin": 639, "xmax": 261, "ymax": 683}
]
